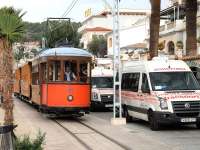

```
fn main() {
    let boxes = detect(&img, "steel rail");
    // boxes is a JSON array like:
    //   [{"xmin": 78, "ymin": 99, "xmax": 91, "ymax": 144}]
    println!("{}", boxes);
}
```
[
  {"xmin": 53, "ymin": 119, "xmax": 131, "ymax": 150},
  {"xmin": 76, "ymin": 120, "xmax": 131, "ymax": 150},
  {"xmin": 53, "ymin": 119, "xmax": 92, "ymax": 150}
]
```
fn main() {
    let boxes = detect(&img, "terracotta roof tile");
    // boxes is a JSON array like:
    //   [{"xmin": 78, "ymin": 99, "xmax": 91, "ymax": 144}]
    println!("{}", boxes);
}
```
[
  {"xmin": 180, "ymin": 55, "xmax": 200, "ymax": 61},
  {"xmin": 83, "ymin": 27, "xmax": 112, "ymax": 32}
]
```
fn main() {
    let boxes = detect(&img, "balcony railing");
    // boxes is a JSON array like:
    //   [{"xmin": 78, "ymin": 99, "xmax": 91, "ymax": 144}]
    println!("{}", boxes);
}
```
[
  {"xmin": 148, "ymin": 21, "xmax": 179, "ymax": 35},
  {"xmin": 159, "ymin": 25, "xmax": 165, "ymax": 32},
  {"xmin": 167, "ymin": 22, "xmax": 176, "ymax": 30}
]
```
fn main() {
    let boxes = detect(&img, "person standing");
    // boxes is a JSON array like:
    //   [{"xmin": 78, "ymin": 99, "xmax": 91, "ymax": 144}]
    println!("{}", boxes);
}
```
[{"xmin": 64, "ymin": 66, "xmax": 77, "ymax": 81}]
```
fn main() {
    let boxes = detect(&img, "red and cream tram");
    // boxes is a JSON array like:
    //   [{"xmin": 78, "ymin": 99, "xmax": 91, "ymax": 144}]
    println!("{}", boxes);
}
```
[{"xmin": 14, "ymin": 47, "xmax": 92, "ymax": 116}]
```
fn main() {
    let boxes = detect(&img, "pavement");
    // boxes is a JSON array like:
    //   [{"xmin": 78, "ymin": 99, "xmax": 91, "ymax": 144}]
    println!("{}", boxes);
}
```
[
  {"xmin": 91, "ymin": 111, "xmax": 200, "ymax": 150},
  {"xmin": 0, "ymin": 98, "xmax": 200, "ymax": 150}
]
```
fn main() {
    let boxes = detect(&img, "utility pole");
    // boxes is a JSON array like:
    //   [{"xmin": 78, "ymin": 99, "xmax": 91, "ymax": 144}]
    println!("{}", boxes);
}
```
[{"xmin": 111, "ymin": 0, "xmax": 126, "ymax": 125}]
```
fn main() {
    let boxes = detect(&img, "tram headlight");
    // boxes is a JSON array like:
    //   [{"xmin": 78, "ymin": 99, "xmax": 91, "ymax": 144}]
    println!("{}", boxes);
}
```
[
  {"xmin": 92, "ymin": 92, "xmax": 98, "ymax": 100},
  {"xmin": 158, "ymin": 97, "xmax": 168, "ymax": 110},
  {"xmin": 68, "ymin": 95, "xmax": 73, "ymax": 101}
]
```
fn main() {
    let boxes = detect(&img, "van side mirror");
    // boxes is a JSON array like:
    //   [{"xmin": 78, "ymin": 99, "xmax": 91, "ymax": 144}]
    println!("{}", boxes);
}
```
[{"xmin": 141, "ymin": 84, "xmax": 150, "ymax": 93}]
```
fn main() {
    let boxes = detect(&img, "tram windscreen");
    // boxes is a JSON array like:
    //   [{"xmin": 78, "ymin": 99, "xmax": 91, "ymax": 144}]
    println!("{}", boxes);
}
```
[
  {"xmin": 47, "ymin": 60, "xmax": 91, "ymax": 83},
  {"xmin": 92, "ymin": 77, "xmax": 113, "ymax": 88},
  {"xmin": 49, "ymin": 61, "xmax": 61, "ymax": 81}
]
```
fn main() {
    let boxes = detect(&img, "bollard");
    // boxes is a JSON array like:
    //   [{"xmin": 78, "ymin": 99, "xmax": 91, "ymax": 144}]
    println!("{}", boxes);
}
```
[{"xmin": 0, "ymin": 125, "xmax": 17, "ymax": 150}]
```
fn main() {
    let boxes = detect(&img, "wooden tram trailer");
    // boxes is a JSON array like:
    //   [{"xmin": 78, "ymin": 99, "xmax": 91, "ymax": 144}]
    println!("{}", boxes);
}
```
[{"xmin": 14, "ymin": 47, "xmax": 92, "ymax": 116}]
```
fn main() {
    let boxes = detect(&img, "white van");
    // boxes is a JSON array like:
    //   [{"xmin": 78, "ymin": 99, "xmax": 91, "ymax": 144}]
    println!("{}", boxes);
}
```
[
  {"xmin": 121, "ymin": 57, "xmax": 200, "ymax": 130},
  {"xmin": 91, "ymin": 67, "xmax": 113, "ymax": 109}
]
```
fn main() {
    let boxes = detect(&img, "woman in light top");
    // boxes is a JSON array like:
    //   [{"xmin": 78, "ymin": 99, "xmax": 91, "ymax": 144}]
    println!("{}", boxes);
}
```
[{"xmin": 64, "ymin": 66, "xmax": 77, "ymax": 81}]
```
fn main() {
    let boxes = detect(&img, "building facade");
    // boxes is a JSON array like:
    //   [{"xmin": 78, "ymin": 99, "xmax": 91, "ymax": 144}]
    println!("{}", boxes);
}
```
[
  {"xmin": 149, "ymin": 0, "xmax": 200, "ymax": 82},
  {"xmin": 78, "ymin": 9, "xmax": 149, "ymax": 50},
  {"xmin": 152, "ymin": 0, "xmax": 200, "ymax": 57},
  {"xmin": 106, "ymin": 15, "xmax": 150, "ymax": 56}
]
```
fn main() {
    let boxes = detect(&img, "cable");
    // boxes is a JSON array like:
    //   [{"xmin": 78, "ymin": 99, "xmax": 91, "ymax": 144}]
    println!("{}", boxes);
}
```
[
  {"xmin": 62, "ymin": 0, "xmax": 79, "ymax": 17},
  {"xmin": 49, "ymin": 0, "xmax": 79, "ymax": 32}
]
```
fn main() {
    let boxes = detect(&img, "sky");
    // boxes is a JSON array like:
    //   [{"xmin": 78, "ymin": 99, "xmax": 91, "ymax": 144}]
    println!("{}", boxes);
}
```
[{"xmin": 0, "ymin": 0, "xmax": 170, "ymax": 23}]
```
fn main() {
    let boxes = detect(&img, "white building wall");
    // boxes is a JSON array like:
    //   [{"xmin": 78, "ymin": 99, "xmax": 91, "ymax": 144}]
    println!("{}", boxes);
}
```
[
  {"xmin": 79, "ymin": 10, "xmax": 150, "ymax": 50},
  {"xmin": 107, "ymin": 20, "xmax": 148, "ymax": 55},
  {"xmin": 80, "ymin": 14, "xmax": 148, "ymax": 32}
]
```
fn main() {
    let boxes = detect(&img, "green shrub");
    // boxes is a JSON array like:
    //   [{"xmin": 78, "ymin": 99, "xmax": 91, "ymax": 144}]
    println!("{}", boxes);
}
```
[{"xmin": 15, "ymin": 131, "xmax": 46, "ymax": 150}]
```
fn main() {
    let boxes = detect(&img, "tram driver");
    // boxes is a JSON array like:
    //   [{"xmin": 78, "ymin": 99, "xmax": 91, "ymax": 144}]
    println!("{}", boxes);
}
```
[{"xmin": 64, "ymin": 66, "xmax": 77, "ymax": 81}]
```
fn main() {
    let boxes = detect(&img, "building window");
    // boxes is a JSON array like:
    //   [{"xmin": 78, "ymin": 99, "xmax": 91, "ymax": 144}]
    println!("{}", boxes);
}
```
[
  {"xmin": 122, "ymin": 73, "xmax": 140, "ymax": 92},
  {"xmin": 168, "ymin": 41, "xmax": 175, "ymax": 55}
]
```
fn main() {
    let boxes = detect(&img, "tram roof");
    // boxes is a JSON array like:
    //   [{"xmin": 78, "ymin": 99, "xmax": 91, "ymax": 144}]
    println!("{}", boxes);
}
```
[{"xmin": 39, "ymin": 47, "xmax": 92, "ymax": 57}]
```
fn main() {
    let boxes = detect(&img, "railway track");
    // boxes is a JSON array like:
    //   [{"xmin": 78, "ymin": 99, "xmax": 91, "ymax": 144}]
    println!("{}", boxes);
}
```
[{"xmin": 53, "ymin": 119, "xmax": 131, "ymax": 150}]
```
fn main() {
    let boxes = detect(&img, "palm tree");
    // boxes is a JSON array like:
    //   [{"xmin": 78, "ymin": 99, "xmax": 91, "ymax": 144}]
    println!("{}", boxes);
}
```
[
  {"xmin": 185, "ymin": 0, "xmax": 197, "ymax": 56},
  {"xmin": 149, "ymin": 0, "xmax": 161, "ymax": 59},
  {"xmin": 0, "ymin": 7, "xmax": 25, "ymax": 125}
]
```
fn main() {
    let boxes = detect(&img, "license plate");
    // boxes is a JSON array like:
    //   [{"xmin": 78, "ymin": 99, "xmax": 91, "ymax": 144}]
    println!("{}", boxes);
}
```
[
  {"xmin": 105, "ymin": 104, "xmax": 113, "ymax": 107},
  {"xmin": 181, "ymin": 118, "xmax": 196, "ymax": 123}
]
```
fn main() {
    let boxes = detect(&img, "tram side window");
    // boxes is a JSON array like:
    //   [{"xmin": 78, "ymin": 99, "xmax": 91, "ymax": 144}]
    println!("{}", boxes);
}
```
[
  {"xmin": 122, "ymin": 73, "xmax": 140, "ymax": 92},
  {"xmin": 48, "ymin": 61, "xmax": 61, "ymax": 81},
  {"xmin": 80, "ymin": 62, "xmax": 90, "ymax": 83},
  {"xmin": 64, "ymin": 61, "xmax": 77, "ymax": 81},
  {"xmin": 32, "ymin": 65, "xmax": 39, "ymax": 85},
  {"xmin": 41, "ymin": 63, "xmax": 47, "ymax": 82}
]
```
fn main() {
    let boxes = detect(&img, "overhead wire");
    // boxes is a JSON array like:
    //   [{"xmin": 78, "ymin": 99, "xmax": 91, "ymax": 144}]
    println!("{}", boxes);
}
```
[
  {"xmin": 49, "ymin": 0, "xmax": 79, "ymax": 32},
  {"xmin": 62, "ymin": 0, "xmax": 79, "ymax": 17},
  {"xmin": 46, "ymin": 0, "xmax": 80, "ymax": 47}
]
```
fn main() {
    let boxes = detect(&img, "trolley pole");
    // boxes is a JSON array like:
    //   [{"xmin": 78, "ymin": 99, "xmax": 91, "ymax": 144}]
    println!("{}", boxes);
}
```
[{"xmin": 111, "ymin": 0, "xmax": 126, "ymax": 125}]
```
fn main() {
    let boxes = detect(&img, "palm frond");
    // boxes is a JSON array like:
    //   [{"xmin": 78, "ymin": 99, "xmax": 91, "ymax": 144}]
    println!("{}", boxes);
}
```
[{"xmin": 0, "ymin": 7, "xmax": 25, "ymax": 43}]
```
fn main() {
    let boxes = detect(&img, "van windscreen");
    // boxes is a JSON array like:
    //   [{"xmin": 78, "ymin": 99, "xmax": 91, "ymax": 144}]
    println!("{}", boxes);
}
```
[
  {"xmin": 92, "ymin": 77, "xmax": 113, "ymax": 88},
  {"xmin": 149, "ymin": 72, "xmax": 200, "ymax": 91}
]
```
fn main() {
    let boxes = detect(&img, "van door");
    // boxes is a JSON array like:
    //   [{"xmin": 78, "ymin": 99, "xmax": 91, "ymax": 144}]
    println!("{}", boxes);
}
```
[
  {"xmin": 121, "ymin": 73, "xmax": 141, "ymax": 118},
  {"xmin": 140, "ymin": 73, "xmax": 151, "ymax": 121}
]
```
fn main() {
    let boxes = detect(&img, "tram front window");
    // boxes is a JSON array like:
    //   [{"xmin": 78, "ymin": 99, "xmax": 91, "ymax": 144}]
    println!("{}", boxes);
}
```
[
  {"xmin": 47, "ymin": 59, "xmax": 90, "ymax": 83},
  {"xmin": 80, "ymin": 62, "xmax": 90, "ymax": 83},
  {"xmin": 49, "ymin": 61, "xmax": 61, "ymax": 81},
  {"xmin": 64, "ymin": 61, "xmax": 77, "ymax": 82}
]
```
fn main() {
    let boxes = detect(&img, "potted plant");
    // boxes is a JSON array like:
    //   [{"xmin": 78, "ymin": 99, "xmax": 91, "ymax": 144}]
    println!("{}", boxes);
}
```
[
  {"xmin": 176, "ymin": 41, "xmax": 183, "ymax": 50},
  {"xmin": 158, "ymin": 42, "xmax": 165, "ymax": 51}
]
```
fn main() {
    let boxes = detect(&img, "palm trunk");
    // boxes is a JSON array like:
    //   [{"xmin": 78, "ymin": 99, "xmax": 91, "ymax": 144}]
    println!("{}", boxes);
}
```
[
  {"xmin": 186, "ymin": 0, "xmax": 197, "ymax": 56},
  {"xmin": 0, "ymin": 39, "xmax": 4, "ymax": 87},
  {"xmin": 0, "ymin": 38, "xmax": 14, "ymax": 125},
  {"xmin": 149, "ymin": 0, "xmax": 161, "ymax": 59}
]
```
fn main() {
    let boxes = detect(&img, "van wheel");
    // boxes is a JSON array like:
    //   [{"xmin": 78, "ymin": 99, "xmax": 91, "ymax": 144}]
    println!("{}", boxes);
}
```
[
  {"xmin": 90, "ymin": 102, "xmax": 97, "ymax": 112},
  {"xmin": 122, "ymin": 105, "xmax": 132, "ymax": 122},
  {"xmin": 196, "ymin": 122, "xmax": 200, "ymax": 129},
  {"xmin": 148, "ymin": 111, "xmax": 160, "ymax": 131}
]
